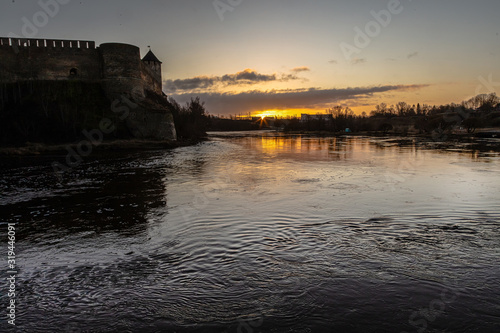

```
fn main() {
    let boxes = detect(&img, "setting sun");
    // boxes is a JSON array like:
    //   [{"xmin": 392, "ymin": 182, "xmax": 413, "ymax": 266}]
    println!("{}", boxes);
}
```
[
  {"xmin": 254, "ymin": 110, "xmax": 282, "ymax": 118},
  {"xmin": 253, "ymin": 109, "xmax": 319, "ymax": 118}
]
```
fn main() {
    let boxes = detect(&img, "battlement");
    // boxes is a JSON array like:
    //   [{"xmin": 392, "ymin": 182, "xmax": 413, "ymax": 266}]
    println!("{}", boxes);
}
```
[
  {"xmin": 0, "ymin": 37, "xmax": 162, "ymax": 94},
  {"xmin": 0, "ymin": 37, "xmax": 174, "ymax": 142},
  {"xmin": 0, "ymin": 37, "xmax": 96, "ymax": 49}
]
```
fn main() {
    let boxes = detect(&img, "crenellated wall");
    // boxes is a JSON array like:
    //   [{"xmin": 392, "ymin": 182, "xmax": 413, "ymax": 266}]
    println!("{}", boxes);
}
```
[
  {"xmin": 0, "ymin": 37, "xmax": 162, "ymax": 95},
  {"xmin": 0, "ymin": 37, "xmax": 175, "ymax": 142},
  {"xmin": 0, "ymin": 37, "xmax": 101, "ymax": 82},
  {"xmin": 0, "ymin": 37, "xmax": 96, "ymax": 49}
]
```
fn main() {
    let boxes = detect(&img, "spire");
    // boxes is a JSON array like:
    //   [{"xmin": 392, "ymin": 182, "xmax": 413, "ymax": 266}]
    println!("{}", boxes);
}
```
[{"xmin": 142, "ymin": 50, "xmax": 162, "ymax": 64}]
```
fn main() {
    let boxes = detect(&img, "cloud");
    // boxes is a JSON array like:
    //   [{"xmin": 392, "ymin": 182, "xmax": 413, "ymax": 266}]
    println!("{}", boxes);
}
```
[
  {"xmin": 164, "ymin": 69, "xmax": 301, "ymax": 92},
  {"xmin": 351, "ymin": 58, "xmax": 366, "ymax": 65},
  {"xmin": 221, "ymin": 69, "xmax": 277, "ymax": 84},
  {"xmin": 328, "ymin": 60, "xmax": 338, "ymax": 64},
  {"xmin": 164, "ymin": 76, "xmax": 216, "ymax": 92},
  {"xmin": 407, "ymin": 52, "xmax": 419, "ymax": 59},
  {"xmin": 169, "ymin": 84, "xmax": 430, "ymax": 115},
  {"xmin": 290, "ymin": 66, "xmax": 310, "ymax": 73}
]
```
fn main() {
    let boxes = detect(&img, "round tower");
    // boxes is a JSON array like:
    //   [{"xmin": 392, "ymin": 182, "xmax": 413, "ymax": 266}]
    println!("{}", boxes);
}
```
[{"xmin": 99, "ymin": 43, "xmax": 144, "ymax": 99}]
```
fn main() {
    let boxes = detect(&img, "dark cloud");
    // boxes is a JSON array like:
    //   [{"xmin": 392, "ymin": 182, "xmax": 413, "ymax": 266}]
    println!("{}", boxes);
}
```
[
  {"xmin": 221, "ymin": 69, "xmax": 276, "ymax": 84},
  {"xmin": 169, "ymin": 84, "xmax": 429, "ymax": 115},
  {"xmin": 164, "ymin": 69, "xmax": 301, "ymax": 93},
  {"xmin": 164, "ymin": 76, "xmax": 216, "ymax": 92}
]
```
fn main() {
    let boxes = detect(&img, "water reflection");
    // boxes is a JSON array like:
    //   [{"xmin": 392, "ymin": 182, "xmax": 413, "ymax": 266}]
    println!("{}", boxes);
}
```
[
  {"xmin": 240, "ymin": 134, "xmax": 500, "ymax": 161},
  {"xmin": 248, "ymin": 135, "xmax": 357, "ymax": 161},
  {"xmin": 0, "ymin": 152, "xmax": 169, "ymax": 242},
  {"xmin": 1, "ymin": 133, "xmax": 499, "ymax": 332}
]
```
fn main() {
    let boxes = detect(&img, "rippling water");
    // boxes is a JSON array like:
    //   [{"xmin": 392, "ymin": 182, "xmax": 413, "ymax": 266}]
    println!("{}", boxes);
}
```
[{"xmin": 1, "ymin": 133, "xmax": 500, "ymax": 332}]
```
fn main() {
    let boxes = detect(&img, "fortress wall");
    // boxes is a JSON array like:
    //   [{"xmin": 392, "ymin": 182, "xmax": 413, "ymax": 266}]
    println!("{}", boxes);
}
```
[
  {"xmin": 0, "ymin": 38, "xmax": 160, "ymax": 98},
  {"xmin": 0, "ymin": 38, "xmax": 176, "ymax": 142},
  {"xmin": 0, "ymin": 38, "xmax": 101, "ymax": 82}
]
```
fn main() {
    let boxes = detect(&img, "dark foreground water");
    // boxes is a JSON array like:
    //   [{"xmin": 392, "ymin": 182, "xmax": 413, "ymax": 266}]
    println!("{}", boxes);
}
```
[{"xmin": 1, "ymin": 133, "xmax": 500, "ymax": 332}]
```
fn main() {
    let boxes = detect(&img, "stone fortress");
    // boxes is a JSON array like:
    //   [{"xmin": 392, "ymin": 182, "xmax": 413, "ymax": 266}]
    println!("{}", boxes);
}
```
[{"xmin": 0, "ymin": 37, "xmax": 176, "ymax": 141}]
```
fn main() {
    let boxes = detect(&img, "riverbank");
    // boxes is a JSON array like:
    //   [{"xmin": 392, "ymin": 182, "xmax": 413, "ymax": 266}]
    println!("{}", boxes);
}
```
[{"xmin": 0, "ymin": 138, "xmax": 206, "ymax": 156}]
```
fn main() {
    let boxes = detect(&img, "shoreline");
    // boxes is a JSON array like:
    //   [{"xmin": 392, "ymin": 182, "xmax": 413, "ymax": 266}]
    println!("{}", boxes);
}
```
[{"xmin": 0, "ymin": 138, "xmax": 204, "ymax": 156}]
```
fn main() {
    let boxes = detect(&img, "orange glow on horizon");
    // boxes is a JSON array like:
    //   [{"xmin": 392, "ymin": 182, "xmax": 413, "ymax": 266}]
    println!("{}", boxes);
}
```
[
  {"xmin": 252, "ymin": 109, "xmax": 325, "ymax": 118},
  {"xmin": 239, "ymin": 83, "xmax": 475, "ymax": 118},
  {"xmin": 251, "ymin": 106, "xmax": 373, "ymax": 118}
]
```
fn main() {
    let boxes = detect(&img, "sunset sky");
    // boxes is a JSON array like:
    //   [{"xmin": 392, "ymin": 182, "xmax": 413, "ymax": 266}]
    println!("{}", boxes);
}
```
[{"xmin": 1, "ymin": 0, "xmax": 499, "ymax": 116}]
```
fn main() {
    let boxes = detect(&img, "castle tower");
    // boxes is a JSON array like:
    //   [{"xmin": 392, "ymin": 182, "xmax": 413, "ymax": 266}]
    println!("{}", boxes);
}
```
[
  {"xmin": 99, "ymin": 42, "xmax": 145, "ymax": 99},
  {"xmin": 141, "ymin": 49, "xmax": 162, "ymax": 84}
]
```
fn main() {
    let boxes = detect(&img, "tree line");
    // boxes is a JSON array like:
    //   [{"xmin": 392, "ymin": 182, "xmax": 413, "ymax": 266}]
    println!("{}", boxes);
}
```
[{"xmin": 206, "ymin": 93, "xmax": 500, "ymax": 135}]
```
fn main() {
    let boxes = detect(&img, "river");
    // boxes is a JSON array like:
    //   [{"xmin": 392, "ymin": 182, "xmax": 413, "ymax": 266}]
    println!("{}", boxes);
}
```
[{"xmin": 1, "ymin": 132, "xmax": 499, "ymax": 332}]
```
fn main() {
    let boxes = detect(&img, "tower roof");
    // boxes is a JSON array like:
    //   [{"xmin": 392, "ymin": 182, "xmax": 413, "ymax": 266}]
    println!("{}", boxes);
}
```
[{"xmin": 142, "ymin": 50, "xmax": 162, "ymax": 64}]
